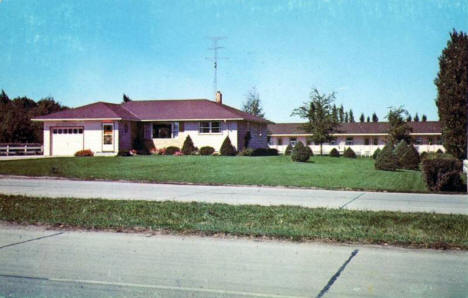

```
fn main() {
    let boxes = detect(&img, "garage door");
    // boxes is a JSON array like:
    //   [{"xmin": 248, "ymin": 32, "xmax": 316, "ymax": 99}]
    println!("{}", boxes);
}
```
[{"xmin": 51, "ymin": 127, "xmax": 84, "ymax": 156}]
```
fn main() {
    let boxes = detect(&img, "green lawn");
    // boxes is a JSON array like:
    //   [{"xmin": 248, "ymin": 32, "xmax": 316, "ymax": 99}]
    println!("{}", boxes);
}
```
[
  {"xmin": 1, "ymin": 195, "xmax": 466, "ymax": 249},
  {"xmin": 0, "ymin": 155, "xmax": 428, "ymax": 192}
]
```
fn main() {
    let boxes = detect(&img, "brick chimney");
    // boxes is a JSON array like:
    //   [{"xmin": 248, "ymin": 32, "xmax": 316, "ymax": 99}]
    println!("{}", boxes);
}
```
[{"xmin": 216, "ymin": 91, "xmax": 222, "ymax": 104}]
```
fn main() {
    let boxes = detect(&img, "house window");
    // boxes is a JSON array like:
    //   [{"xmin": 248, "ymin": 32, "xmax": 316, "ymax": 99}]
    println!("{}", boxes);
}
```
[
  {"xmin": 289, "ymin": 137, "xmax": 297, "ymax": 146},
  {"xmin": 364, "ymin": 138, "xmax": 370, "ymax": 145},
  {"xmin": 267, "ymin": 136, "xmax": 272, "ymax": 145},
  {"xmin": 153, "ymin": 123, "xmax": 172, "ymax": 138},
  {"xmin": 199, "ymin": 121, "xmax": 221, "ymax": 133},
  {"xmin": 330, "ymin": 139, "xmax": 337, "ymax": 145},
  {"xmin": 428, "ymin": 137, "xmax": 433, "ymax": 145},
  {"xmin": 345, "ymin": 137, "xmax": 354, "ymax": 145},
  {"xmin": 277, "ymin": 138, "xmax": 282, "ymax": 146},
  {"xmin": 437, "ymin": 137, "xmax": 443, "ymax": 145},
  {"xmin": 373, "ymin": 138, "xmax": 378, "ymax": 145},
  {"xmin": 415, "ymin": 137, "xmax": 423, "ymax": 145},
  {"xmin": 103, "ymin": 124, "xmax": 113, "ymax": 145}
]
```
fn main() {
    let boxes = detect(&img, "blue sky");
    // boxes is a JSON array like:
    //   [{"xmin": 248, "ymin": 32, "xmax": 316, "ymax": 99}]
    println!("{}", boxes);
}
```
[{"xmin": 1, "ymin": 0, "xmax": 467, "ymax": 122}]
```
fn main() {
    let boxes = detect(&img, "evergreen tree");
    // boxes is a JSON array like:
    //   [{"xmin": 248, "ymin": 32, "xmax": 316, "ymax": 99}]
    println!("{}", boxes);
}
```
[
  {"xmin": 331, "ymin": 104, "xmax": 338, "ymax": 122},
  {"xmin": 406, "ymin": 115, "xmax": 412, "ymax": 122},
  {"xmin": 181, "ymin": 135, "xmax": 196, "ymax": 155},
  {"xmin": 386, "ymin": 106, "xmax": 412, "ymax": 144},
  {"xmin": 122, "ymin": 94, "xmax": 132, "ymax": 103},
  {"xmin": 422, "ymin": 114, "xmax": 427, "ymax": 122},
  {"xmin": 359, "ymin": 113, "xmax": 365, "ymax": 123},
  {"xmin": 372, "ymin": 113, "xmax": 379, "ymax": 122},
  {"xmin": 242, "ymin": 87, "xmax": 265, "ymax": 117},
  {"xmin": 435, "ymin": 29, "xmax": 468, "ymax": 159},
  {"xmin": 344, "ymin": 112, "xmax": 349, "ymax": 123},
  {"xmin": 414, "ymin": 113, "xmax": 420, "ymax": 122},
  {"xmin": 349, "ymin": 109, "xmax": 355, "ymax": 122},
  {"xmin": 366, "ymin": 116, "xmax": 370, "ymax": 122},
  {"xmin": 338, "ymin": 105, "xmax": 344, "ymax": 123},
  {"xmin": 291, "ymin": 89, "xmax": 340, "ymax": 155}
]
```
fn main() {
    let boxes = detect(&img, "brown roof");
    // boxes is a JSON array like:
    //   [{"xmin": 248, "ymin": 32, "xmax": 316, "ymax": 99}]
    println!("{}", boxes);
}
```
[
  {"xmin": 33, "ymin": 99, "xmax": 271, "ymax": 124},
  {"xmin": 33, "ymin": 102, "xmax": 140, "ymax": 121},
  {"xmin": 268, "ymin": 121, "xmax": 441, "ymax": 135},
  {"xmin": 122, "ymin": 99, "xmax": 271, "ymax": 123}
]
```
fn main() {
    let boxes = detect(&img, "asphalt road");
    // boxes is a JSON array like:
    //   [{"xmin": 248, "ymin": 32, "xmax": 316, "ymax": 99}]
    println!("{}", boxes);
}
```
[
  {"xmin": 0, "ymin": 224, "xmax": 467, "ymax": 297},
  {"xmin": 0, "ymin": 176, "xmax": 467, "ymax": 214}
]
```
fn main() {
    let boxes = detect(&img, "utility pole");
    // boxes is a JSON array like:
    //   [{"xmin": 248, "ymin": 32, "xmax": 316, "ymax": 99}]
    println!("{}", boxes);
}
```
[{"xmin": 206, "ymin": 36, "xmax": 228, "ymax": 100}]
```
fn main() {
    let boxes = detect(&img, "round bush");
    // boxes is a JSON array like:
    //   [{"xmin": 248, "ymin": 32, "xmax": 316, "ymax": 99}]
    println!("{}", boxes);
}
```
[
  {"xmin": 164, "ymin": 146, "xmax": 180, "ymax": 155},
  {"xmin": 199, "ymin": 146, "xmax": 215, "ymax": 156},
  {"xmin": 343, "ymin": 147, "xmax": 356, "ymax": 158},
  {"xmin": 305, "ymin": 146, "xmax": 313, "ymax": 157},
  {"xmin": 291, "ymin": 142, "xmax": 310, "ymax": 162},
  {"xmin": 375, "ymin": 144, "xmax": 398, "ymax": 171},
  {"xmin": 329, "ymin": 148, "xmax": 340, "ymax": 157}
]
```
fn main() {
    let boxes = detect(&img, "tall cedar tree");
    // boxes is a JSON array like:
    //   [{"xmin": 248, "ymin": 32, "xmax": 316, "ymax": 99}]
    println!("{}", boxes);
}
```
[
  {"xmin": 359, "ymin": 113, "xmax": 365, "ymax": 122},
  {"xmin": 122, "ymin": 94, "xmax": 132, "ymax": 103},
  {"xmin": 435, "ymin": 29, "xmax": 468, "ymax": 159},
  {"xmin": 338, "ymin": 105, "xmax": 344, "ymax": 123},
  {"xmin": 406, "ymin": 115, "xmax": 412, "ymax": 122},
  {"xmin": 386, "ymin": 106, "xmax": 412, "ymax": 144},
  {"xmin": 291, "ymin": 89, "xmax": 339, "ymax": 155},
  {"xmin": 349, "ymin": 110, "xmax": 355, "ymax": 122},
  {"xmin": 414, "ymin": 113, "xmax": 420, "ymax": 122},
  {"xmin": 372, "ymin": 113, "xmax": 379, "ymax": 122},
  {"xmin": 242, "ymin": 87, "xmax": 265, "ymax": 117},
  {"xmin": 422, "ymin": 114, "xmax": 427, "ymax": 122},
  {"xmin": 366, "ymin": 116, "xmax": 370, "ymax": 122}
]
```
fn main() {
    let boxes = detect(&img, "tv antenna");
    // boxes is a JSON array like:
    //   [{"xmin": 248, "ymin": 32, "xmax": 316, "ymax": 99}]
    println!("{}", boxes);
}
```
[{"xmin": 206, "ymin": 36, "xmax": 228, "ymax": 100}]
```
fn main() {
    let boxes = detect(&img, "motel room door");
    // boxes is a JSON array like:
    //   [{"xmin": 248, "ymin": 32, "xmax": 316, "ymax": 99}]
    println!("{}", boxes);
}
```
[{"xmin": 102, "ymin": 123, "xmax": 115, "ymax": 152}]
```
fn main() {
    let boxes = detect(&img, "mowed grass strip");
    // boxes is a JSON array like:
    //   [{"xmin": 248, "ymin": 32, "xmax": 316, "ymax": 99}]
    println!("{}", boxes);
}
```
[
  {"xmin": 1, "ymin": 195, "xmax": 466, "ymax": 249},
  {"xmin": 0, "ymin": 155, "xmax": 427, "ymax": 192}
]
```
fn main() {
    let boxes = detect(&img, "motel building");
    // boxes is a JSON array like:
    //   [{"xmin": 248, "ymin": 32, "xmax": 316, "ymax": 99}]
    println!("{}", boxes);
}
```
[{"xmin": 267, "ymin": 122, "xmax": 445, "ymax": 156}]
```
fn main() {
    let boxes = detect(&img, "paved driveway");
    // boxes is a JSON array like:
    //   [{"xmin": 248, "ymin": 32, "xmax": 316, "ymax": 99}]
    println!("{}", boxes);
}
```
[{"xmin": 1, "ymin": 176, "xmax": 467, "ymax": 214}]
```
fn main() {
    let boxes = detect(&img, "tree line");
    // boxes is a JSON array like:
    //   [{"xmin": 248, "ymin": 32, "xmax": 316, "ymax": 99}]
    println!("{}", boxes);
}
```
[{"xmin": 0, "ymin": 90, "xmax": 68, "ymax": 143}]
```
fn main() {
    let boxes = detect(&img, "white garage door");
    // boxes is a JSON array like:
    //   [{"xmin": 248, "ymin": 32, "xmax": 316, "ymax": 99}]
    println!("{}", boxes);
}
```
[{"xmin": 51, "ymin": 127, "xmax": 84, "ymax": 156}]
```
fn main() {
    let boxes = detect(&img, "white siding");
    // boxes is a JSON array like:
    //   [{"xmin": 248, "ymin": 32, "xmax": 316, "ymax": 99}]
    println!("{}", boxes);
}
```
[
  {"xmin": 43, "ymin": 121, "xmax": 119, "ymax": 156},
  {"xmin": 150, "ymin": 121, "xmax": 238, "ymax": 151}
]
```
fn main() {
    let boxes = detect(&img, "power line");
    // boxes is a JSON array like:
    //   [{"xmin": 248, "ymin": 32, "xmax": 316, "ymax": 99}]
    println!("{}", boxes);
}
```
[{"xmin": 206, "ymin": 36, "xmax": 228, "ymax": 100}]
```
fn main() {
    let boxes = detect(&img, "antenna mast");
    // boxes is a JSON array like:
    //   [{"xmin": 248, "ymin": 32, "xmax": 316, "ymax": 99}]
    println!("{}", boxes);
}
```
[{"xmin": 206, "ymin": 36, "xmax": 227, "ymax": 100}]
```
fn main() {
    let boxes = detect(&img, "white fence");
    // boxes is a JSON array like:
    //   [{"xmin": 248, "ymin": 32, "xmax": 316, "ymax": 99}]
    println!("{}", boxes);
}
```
[{"xmin": 0, "ymin": 144, "xmax": 43, "ymax": 156}]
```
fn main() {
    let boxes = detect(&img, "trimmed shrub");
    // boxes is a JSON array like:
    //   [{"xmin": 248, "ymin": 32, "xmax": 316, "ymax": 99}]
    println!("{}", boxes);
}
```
[
  {"xmin": 329, "ymin": 148, "xmax": 340, "ymax": 157},
  {"xmin": 372, "ymin": 148, "xmax": 381, "ymax": 160},
  {"xmin": 375, "ymin": 144, "xmax": 398, "ymax": 171},
  {"xmin": 164, "ymin": 146, "xmax": 180, "ymax": 155},
  {"xmin": 181, "ymin": 135, "xmax": 196, "ymax": 155},
  {"xmin": 399, "ymin": 144, "xmax": 420, "ymax": 170},
  {"xmin": 291, "ymin": 142, "xmax": 310, "ymax": 162},
  {"xmin": 250, "ymin": 148, "xmax": 280, "ymax": 156},
  {"xmin": 220, "ymin": 137, "xmax": 237, "ymax": 156},
  {"xmin": 422, "ymin": 158, "xmax": 465, "ymax": 192},
  {"xmin": 394, "ymin": 140, "xmax": 409, "ymax": 159},
  {"xmin": 343, "ymin": 147, "xmax": 357, "ymax": 158},
  {"xmin": 238, "ymin": 148, "xmax": 254, "ymax": 156},
  {"xmin": 199, "ymin": 146, "xmax": 215, "ymax": 156},
  {"xmin": 284, "ymin": 144, "xmax": 293, "ymax": 155},
  {"xmin": 305, "ymin": 146, "xmax": 313, "ymax": 157},
  {"xmin": 75, "ymin": 149, "xmax": 94, "ymax": 157}
]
